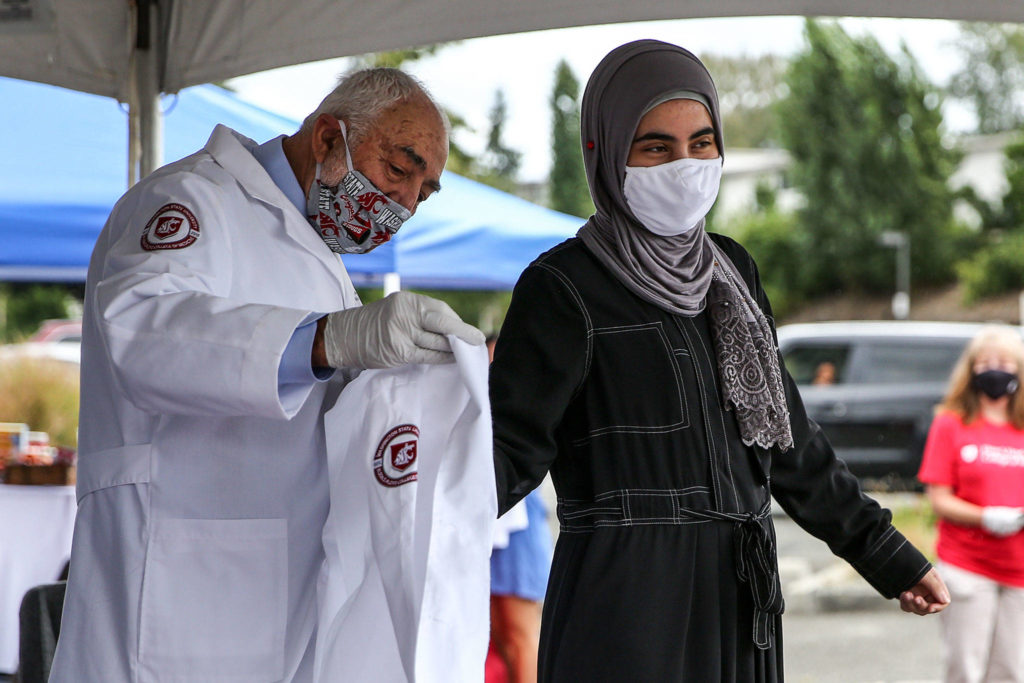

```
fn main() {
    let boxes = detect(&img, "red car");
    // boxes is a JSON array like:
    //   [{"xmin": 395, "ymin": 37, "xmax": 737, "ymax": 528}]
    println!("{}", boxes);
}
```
[{"xmin": 28, "ymin": 319, "xmax": 82, "ymax": 344}]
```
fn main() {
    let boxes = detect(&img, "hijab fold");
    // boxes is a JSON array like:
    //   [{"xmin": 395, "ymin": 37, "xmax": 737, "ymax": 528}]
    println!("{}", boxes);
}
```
[{"xmin": 577, "ymin": 39, "xmax": 793, "ymax": 453}]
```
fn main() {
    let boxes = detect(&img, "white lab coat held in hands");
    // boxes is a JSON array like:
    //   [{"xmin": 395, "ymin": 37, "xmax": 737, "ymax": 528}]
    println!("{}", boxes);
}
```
[
  {"xmin": 51, "ymin": 125, "xmax": 361, "ymax": 683},
  {"xmin": 315, "ymin": 337, "xmax": 496, "ymax": 683}
]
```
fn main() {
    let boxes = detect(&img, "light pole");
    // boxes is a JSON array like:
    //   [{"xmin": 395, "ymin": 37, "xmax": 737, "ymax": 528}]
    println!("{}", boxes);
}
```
[{"xmin": 878, "ymin": 231, "xmax": 910, "ymax": 320}]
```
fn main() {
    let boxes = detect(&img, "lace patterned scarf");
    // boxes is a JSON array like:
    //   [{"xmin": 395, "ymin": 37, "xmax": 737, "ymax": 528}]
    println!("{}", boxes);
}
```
[{"xmin": 706, "ymin": 247, "xmax": 793, "ymax": 450}]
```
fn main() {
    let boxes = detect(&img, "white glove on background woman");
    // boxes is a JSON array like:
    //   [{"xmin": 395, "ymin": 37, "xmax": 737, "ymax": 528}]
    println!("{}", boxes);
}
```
[
  {"xmin": 981, "ymin": 506, "xmax": 1024, "ymax": 536},
  {"xmin": 324, "ymin": 291, "xmax": 484, "ymax": 369}
]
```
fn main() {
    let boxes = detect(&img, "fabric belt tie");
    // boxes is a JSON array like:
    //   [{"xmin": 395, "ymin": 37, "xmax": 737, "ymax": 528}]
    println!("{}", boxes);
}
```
[
  {"xmin": 674, "ymin": 503, "xmax": 783, "ymax": 650},
  {"xmin": 557, "ymin": 491, "xmax": 783, "ymax": 650}
]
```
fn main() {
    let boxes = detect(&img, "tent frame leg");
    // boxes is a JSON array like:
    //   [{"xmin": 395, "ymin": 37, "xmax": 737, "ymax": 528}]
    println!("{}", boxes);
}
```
[{"xmin": 127, "ymin": 0, "xmax": 163, "ymax": 187}]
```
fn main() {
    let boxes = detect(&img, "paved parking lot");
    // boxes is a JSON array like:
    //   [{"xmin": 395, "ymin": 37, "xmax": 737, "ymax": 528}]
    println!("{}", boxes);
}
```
[
  {"xmin": 784, "ymin": 603, "xmax": 942, "ymax": 682},
  {"xmin": 776, "ymin": 499, "xmax": 944, "ymax": 683}
]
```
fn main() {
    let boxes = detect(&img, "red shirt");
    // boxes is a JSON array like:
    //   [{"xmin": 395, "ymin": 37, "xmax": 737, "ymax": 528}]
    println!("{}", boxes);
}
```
[{"xmin": 918, "ymin": 411, "xmax": 1024, "ymax": 587}]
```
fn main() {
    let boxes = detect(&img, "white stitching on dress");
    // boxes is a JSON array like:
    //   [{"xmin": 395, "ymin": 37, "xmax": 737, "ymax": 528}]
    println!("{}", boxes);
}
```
[
  {"xmin": 535, "ymin": 259, "xmax": 593, "ymax": 400},
  {"xmin": 566, "ymin": 321, "xmax": 690, "ymax": 445},
  {"xmin": 678, "ymin": 316, "xmax": 724, "ymax": 509}
]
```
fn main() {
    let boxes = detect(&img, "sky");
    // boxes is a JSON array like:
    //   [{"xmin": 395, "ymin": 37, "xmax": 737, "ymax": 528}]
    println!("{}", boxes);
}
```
[{"xmin": 229, "ymin": 16, "xmax": 968, "ymax": 182}]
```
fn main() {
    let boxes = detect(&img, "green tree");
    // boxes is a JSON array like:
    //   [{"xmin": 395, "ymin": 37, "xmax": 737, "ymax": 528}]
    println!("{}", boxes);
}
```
[
  {"xmin": 354, "ymin": 45, "xmax": 447, "ymax": 69},
  {"xmin": 701, "ymin": 54, "xmax": 788, "ymax": 149},
  {"xmin": 957, "ymin": 135, "xmax": 1024, "ymax": 231},
  {"xmin": 777, "ymin": 20, "xmax": 963, "ymax": 298},
  {"xmin": 957, "ymin": 231, "xmax": 1024, "ymax": 302},
  {"xmin": 479, "ymin": 89, "xmax": 521, "ymax": 190},
  {"xmin": 441, "ymin": 109, "xmax": 477, "ymax": 176},
  {"xmin": 1, "ymin": 284, "xmax": 76, "ymax": 341},
  {"xmin": 733, "ymin": 209, "xmax": 806, "ymax": 318},
  {"xmin": 548, "ymin": 59, "xmax": 593, "ymax": 218},
  {"xmin": 948, "ymin": 23, "xmax": 1024, "ymax": 135},
  {"xmin": 949, "ymin": 132, "xmax": 1024, "ymax": 300},
  {"xmin": 450, "ymin": 88, "xmax": 524, "ymax": 195}
]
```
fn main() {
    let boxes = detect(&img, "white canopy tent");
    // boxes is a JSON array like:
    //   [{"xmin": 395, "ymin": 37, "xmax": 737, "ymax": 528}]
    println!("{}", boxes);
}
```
[
  {"xmin": 6, "ymin": 0, "xmax": 1024, "ymax": 100},
  {"xmin": 2, "ymin": 0, "xmax": 1023, "ymax": 181}
]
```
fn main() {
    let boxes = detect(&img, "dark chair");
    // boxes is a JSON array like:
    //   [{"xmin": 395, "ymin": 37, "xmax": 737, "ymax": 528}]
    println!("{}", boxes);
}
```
[{"xmin": 16, "ymin": 582, "xmax": 66, "ymax": 683}]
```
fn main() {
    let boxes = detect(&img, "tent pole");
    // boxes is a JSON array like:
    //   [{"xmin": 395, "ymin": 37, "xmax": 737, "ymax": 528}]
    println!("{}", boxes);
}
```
[
  {"xmin": 383, "ymin": 272, "xmax": 401, "ymax": 296},
  {"xmin": 128, "ymin": 0, "xmax": 163, "ymax": 186},
  {"xmin": 127, "ymin": 3, "xmax": 140, "ymax": 186},
  {"xmin": 128, "ymin": 93, "xmax": 140, "ymax": 187}
]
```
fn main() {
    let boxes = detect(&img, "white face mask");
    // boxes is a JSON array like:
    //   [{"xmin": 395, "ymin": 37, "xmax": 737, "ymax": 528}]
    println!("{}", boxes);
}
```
[{"xmin": 623, "ymin": 156, "xmax": 723, "ymax": 236}]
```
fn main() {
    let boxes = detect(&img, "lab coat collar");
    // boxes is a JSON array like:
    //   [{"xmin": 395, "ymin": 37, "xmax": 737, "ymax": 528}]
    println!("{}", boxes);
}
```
[
  {"xmin": 203, "ymin": 124, "xmax": 352, "ymax": 287},
  {"xmin": 251, "ymin": 134, "xmax": 307, "ymax": 217}
]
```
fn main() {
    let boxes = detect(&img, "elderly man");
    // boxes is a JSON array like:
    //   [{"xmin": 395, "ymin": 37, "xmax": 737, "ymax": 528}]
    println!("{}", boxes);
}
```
[{"xmin": 51, "ymin": 68, "xmax": 482, "ymax": 682}]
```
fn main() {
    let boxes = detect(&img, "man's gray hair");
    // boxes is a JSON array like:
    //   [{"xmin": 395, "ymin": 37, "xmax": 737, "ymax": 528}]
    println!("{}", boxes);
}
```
[{"xmin": 300, "ymin": 67, "xmax": 449, "ymax": 144}]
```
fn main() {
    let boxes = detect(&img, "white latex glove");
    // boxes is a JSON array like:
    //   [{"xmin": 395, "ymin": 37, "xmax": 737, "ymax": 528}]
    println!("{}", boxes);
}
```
[
  {"xmin": 981, "ymin": 506, "xmax": 1024, "ymax": 536},
  {"xmin": 324, "ymin": 291, "xmax": 485, "ymax": 369}
]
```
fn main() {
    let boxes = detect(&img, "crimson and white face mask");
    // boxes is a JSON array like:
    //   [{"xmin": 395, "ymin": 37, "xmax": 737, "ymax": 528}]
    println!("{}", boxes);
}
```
[
  {"xmin": 305, "ymin": 119, "xmax": 411, "ymax": 254},
  {"xmin": 623, "ymin": 156, "xmax": 723, "ymax": 236}
]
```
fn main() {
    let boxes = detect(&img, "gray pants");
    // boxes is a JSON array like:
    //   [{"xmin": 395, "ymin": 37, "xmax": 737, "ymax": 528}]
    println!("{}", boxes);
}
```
[{"xmin": 939, "ymin": 561, "xmax": 1024, "ymax": 683}]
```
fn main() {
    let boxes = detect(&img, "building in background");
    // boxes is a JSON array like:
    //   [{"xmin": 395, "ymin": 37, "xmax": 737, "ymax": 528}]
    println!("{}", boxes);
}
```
[{"xmin": 708, "ymin": 133, "xmax": 1015, "ymax": 227}]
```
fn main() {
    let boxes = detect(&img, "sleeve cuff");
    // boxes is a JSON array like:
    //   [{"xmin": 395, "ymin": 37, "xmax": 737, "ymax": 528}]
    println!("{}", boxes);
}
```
[
  {"xmin": 278, "ymin": 318, "xmax": 335, "ymax": 414},
  {"xmin": 850, "ymin": 525, "xmax": 932, "ymax": 598}
]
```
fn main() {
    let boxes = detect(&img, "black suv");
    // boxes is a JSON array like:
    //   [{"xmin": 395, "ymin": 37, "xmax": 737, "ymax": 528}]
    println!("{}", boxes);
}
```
[{"xmin": 777, "ymin": 321, "xmax": 993, "ymax": 484}]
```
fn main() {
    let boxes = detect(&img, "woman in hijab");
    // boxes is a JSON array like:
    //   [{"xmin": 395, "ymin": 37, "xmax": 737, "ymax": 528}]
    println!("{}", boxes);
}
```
[{"xmin": 490, "ymin": 39, "xmax": 950, "ymax": 681}]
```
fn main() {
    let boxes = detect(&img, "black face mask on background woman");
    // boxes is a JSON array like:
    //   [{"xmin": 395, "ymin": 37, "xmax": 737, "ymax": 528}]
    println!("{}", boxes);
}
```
[{"xmin": 972, "ymin": 369, "xmax": 1020, "ymax": 399}]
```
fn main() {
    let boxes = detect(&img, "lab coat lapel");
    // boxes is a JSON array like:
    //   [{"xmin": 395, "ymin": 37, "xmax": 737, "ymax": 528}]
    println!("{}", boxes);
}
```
[{"xmin": 203, "ymin": 125, "xmax": 353, "ymax": 290}]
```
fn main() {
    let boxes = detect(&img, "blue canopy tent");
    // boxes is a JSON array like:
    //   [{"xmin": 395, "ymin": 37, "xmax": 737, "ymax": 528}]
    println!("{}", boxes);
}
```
[
  {"xmin": 0, "ymin": 76, "xmax": 582, "ymax": 289},
  {"xmin": 344, "ymin": 173, "xmax": 583, "ymax": 289}
]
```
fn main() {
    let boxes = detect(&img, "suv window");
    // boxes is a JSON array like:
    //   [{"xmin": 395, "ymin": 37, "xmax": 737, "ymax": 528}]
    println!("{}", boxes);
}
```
[
  {"xmin": 784, "ymin": 344, "xmax": 851, "ymax": 385},
  {"xmin": 854, "ymin": 342, "xmax": 963, "ymax": 384}
]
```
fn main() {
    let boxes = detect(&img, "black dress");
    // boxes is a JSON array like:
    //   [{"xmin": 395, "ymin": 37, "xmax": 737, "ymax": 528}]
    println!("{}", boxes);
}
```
[{"xmin": 490, "ymin": 234, "xmax": 931, "ymax": 682}]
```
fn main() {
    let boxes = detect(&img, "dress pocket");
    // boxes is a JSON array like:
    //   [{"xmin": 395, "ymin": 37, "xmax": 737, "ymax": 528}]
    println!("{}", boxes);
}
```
[
  {"xmin": 137, "ymin": 517, "xmax": 288, "ymax": 682},
  {"xmin": 575, "ymin": 322, "xmax": 688, "ymax": 443}
]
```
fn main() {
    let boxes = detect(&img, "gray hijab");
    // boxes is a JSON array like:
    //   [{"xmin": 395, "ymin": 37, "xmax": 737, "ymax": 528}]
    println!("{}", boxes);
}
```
[{"xmin": 577, "ymin": 39, "xmax": 793, "ymax": 452}]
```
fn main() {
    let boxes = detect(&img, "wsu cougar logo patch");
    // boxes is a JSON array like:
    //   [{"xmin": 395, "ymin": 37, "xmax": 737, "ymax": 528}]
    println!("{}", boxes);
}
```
[
  {"xmin": 141, "ymin": 203, "xmax": 200, "ymax": 251},
  {"xmin": 374, "ymin": 424, "xmax": 419, "ymax": 487}
]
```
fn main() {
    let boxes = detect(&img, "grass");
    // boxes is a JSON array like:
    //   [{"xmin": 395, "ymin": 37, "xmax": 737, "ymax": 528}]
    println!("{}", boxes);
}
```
[
  {"xmin": 0, "ymin": 357, "xmax": 79, "ymax": 449},
  {"xmin": 888, "ymin": 494, "xmax": 939, "ymax": 562}
]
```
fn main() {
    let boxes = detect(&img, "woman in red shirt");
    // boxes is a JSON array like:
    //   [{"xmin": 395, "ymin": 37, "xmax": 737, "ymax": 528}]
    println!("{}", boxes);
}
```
[{"xmin": 919, "ymin": 325, "xmax": 1024, "ymax": 683}]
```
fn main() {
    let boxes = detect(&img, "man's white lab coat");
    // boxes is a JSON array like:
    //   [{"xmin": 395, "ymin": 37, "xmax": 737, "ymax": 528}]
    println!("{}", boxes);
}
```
[{"xmin": 51, "ymin": 125, "xmax": 360, "ymax": 683}]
